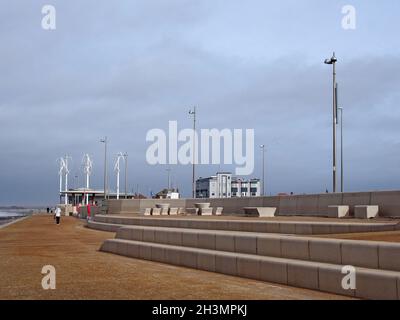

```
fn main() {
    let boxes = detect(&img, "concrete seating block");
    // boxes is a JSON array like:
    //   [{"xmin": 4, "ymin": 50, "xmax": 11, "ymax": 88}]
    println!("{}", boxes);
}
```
[
  {"xmin": 235, "ymin": 235, "xmax": 257, "ymax": 255},
  {"xmin": 279, "ymin": 223, "xmax": 296, "ymax": 234},
  {"xmin": 198, "ymin": 233, "xmax": 216, "ymax": 250},
  {"xmin": 200, "ymin": 208, "xmax": 213, "ymax": 216},
  {"xmin": 118, "ymin": 240, "xmax": 130, "ymax": 256},
  {"xmin": 151, "ymin": 245, "xmax": 166, "ymax": 263},
  {"xmin": 311, "ymin": 224, "xmax": 331, "ymax": 235},
  {"xmin": 215, "ymin": 234, "xmax": 235, "ymax": 252},
  {"xmin": 281, "ymin": 238, "xmax": 310, "ymax": 260},
  {"xmin": 169, "ymin": 208, "xmax": 179, "ymax": 215},
  {"xmin": 327, "ymin": 205, "xmax": 350, "ymax": 218},
  {"xmin": 100, "ymin": 239, "xmax": 116, "ymax": 253},
  {"xmin": 151, "ymin": 208, "xmax": 162, "ymax": 216},
  {"xmin": 329, "ymin": 224, "xmax": 350, "ymax": 234},
  {"xmin": 140, "ymin": 208, "xmax": 152, "ymax": 216},
  {"xmin": 342, "ymin": 242, "xmax": 379, "ymax": 269},
  {"xmin": 139, "ymin": 243, "xmax": 152, "ymax": 260},
  {"xmin": 185, "ymin": 208, "xmax": 199, "ymax": 215},
  {"xmin": 180, "ymin": 248, "xmax": 198, "ymax": 268},
  {"xmin": 378, "ymin": 243, "xmax": 400, "ymax": 272},
  {"xmin": 309, "ymin": 239, "xmax": 342, "ymax": 264},
  {"xmin": 154, "ymin": 230, "xmax": 168, "ymax": 244},
  {"xmin": 131, "ymin": 228, "xmax": 144, "ymax": 241},
  {"xmin": 126, "ymin": 242, "xmax": 140, "ymax": 258},
  {"xmin": 257, "ymin": 236, "xmax": 281, "ymax": 258},
  {"xmin": 197, "ymin": 251, "xmax": 216, "ymax": 272},
  {"xmin": 237, "ymin": 256, "xmax": 260, "ymax": 280},
  {"xmin": 287, "ymin": 260, "xmax": 319, "ymax": 290},
  {"xmin": 215, "ymin": 253, "xmax": 237, "ymax": 276},
  {"xmin": 142, "ymin": 229, "xmax": 155, "ymax": 242},
  {"xmin": 318, "ymin": 265, "xmax": 356, "ymax": 297},
  {"xmin": 265, "ymin": 222, "xmax": 280, "ymax": 233},
  {"xmin": 354, "ymin": 205, "xmax": 379, "ymax": 219},
  {"xmin": 259, "ymin": 257, "xmax": 288, "ymax": 285},
  {"xmin": 356, "ymin": 269, "xmax": 399, "ymax": 300},
  {"xmin": 214, "ymin": 207, "xmax": 223, "ymax": 216},
  {"xmin": 164, "ymin": 248, "xmax": 181, "ymax": 265},
  {"xmin": 243, "ymin": 207, "xmax": 276, "ymax": 217},
  {"xmin": 182, "ymin": 232, "xmax": 198, "ymax": 247},
  {"xmin": 116, "ymin": 227, "xmax": 131, "ymax": 240},
  {"xmin": 167, "ymin": 231, "xmax": 183, "ymax": 246},
  {"xmin": 294, "ymin": 223, "xmax": 313, "ymax": 235}
]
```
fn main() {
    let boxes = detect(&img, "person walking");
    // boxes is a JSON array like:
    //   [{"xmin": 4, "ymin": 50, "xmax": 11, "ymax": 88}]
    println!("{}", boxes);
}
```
[{"xmin": 55, "ymin": 207, "xmax": 61, "ymax": 225}]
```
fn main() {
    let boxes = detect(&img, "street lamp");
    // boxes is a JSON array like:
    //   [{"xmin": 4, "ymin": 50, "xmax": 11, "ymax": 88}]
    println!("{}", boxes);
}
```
[
  {"xmin": 324, "ymin": 52, "xmax": 338, "ymax": 193},
  {"xmin": 189, "ymin": 107, "xmax": 197, "ymax": 198},
  {"xmin": 123, "ymin": 153, "xmax": 128, "ymax": 199},
  {"xmin": 166, "ymin": 168, "xmax": 171, "ymax": 190},
  {"xmin": 100, "ymin": 137, "xmax": 108, "ymax": 199},
  {"xmin": 260, "ymin": 145, "xmax": 266, "ymax": 196},
  {"xmin": 338, "ymin": 107, "xmax": 344, "ymax": 193}
]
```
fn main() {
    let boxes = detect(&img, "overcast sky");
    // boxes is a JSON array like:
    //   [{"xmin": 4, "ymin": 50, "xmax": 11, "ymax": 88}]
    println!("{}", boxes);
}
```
[{"xmin": 0, "ymin": 0, "xmax": 399, "ymax": 205}]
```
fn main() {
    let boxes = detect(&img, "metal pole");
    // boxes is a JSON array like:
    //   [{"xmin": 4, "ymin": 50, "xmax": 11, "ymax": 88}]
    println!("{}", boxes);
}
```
[
  {"xmin": 101, "ymin": 137, "xmax": 108, "ymax": 200},
  {"xmin": 166, "ymin": 168, "xmax": 171, "ymax": 190},
  {"xmin": 64, "ymin": 155, "xmax": 69, "ymax": 205},
  {"xmin": 189, "ymin": 107, "xmax": 196, "ymax": 198},
  {"xmin": 260, "ymin": 145, "xmax": 265, "ymax": 196},
  {"xmin": 325, "ymin": 52, "xmax": 338, "ymax": 193},
  {"xmin": 124, "ymin": 153, "xmax": 128, "ymax": 199},
  {"xmin": 339, "ymin": 107, "xmax": 344, "ymax": 193},
  {"xmin": 332, "ymin": 59, "xmax": 337, "ymax": 193}
]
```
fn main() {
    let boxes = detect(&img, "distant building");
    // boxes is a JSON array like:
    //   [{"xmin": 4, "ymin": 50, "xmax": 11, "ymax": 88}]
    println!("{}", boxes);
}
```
[
  {"xmin": 153, "ymin": 189, "xmax": 180, "ymax": 199},
  {"xmin": 196, "ymin": 172, "xmax": 261, "ymax": 199}
]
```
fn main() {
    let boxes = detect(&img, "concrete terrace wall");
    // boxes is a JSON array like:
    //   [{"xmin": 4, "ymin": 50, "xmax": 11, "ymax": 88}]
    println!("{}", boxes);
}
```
[{"xmin": 105, "ymin": 190, "xmax": 400, "ymax": 217}]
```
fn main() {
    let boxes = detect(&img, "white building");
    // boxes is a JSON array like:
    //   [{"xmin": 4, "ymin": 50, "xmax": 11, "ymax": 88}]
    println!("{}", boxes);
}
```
[{"xmin": 196, "ymin": 172, "xmax": 261, "ymax": 199}]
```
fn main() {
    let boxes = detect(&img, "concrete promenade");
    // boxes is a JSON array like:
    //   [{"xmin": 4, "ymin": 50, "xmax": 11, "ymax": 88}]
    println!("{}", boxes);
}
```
[{"xmin": 0, "ymin": 215, "xmax": 352, "ymax": 300}]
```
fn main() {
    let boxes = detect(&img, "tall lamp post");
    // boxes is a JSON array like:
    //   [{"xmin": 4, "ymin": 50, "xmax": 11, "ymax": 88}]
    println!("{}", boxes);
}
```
[
  {"xmin": 338, "ymin": 107, "xmax": 344, "ymax": 193},
  {"xmin": 260, "ymin": 145, "xmax": 265, "ymax": 196},
  {"xmin": 324, "ymin": 52, "xmax": 338, "ymax": 193},
  {"xmin": 189, "ymin": 107, "xmax": 197, "ymax": 198},
  {"xmin": 166, "ymin": 168, "xmax": 171, "ymax": 190},
  {"xmin": 100, "ymin": 137, "xmax": 108, "ymax": 199},
  {"xmin": 123, "ymin": 153, "xmax": 128, "ymax": 199}
]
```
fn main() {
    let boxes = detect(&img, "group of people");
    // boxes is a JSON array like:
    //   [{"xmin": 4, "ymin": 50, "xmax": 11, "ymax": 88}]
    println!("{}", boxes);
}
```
[{"xmin": 46, "ymin": 202, "xmax": 97, "ymax": 225}]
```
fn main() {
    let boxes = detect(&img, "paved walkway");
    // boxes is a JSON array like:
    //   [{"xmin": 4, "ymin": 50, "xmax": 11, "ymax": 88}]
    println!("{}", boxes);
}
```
[{"xmin": 0, "ymin": 215, "xmax": 352, "ymax": 300}]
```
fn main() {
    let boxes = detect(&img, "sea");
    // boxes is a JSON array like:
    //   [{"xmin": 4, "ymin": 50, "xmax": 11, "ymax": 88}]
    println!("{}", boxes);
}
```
[{"xmin": 0, "ymin": 209, "xmax": 32, "ymax": 226}]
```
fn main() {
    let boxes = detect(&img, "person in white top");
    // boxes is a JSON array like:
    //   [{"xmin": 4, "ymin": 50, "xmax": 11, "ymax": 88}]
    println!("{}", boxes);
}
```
[{"xmin": 55, "ymin": 207, "xmax": 61, "ymax": 225}]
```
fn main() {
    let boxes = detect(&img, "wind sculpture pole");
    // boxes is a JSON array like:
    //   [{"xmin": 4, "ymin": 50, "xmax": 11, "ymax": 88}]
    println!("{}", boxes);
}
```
[
  {"xmin": 114, "ymin": 153, "xmax": 125, "ymax": 200},
  {"xmin": 63, "ymin": 155, "xmax": 71, "ymax": 205},
  {"xmin": 82, "ymin": 154, "xmax": 93, "ymax": 205},
  {"xmin": 57, "ymin": 157, "xmax": 66, "ymax": 204}
]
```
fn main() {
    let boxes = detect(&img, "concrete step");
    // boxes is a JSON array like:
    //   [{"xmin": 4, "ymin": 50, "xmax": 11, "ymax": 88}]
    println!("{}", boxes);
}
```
[
  {"xmin": 100, "ymin": 238, "xmax": 400, "ymax": 300},
  {"xmin": 93, "ymin": 215, "xmax": 397, "ymax": 235},
  {"xmin": 87, "ymin": 220, "xmax": 123, "ymax": 232},
  {"xmin": 115, "ymin": 225, "xmax": 400, "ymax": 272}
]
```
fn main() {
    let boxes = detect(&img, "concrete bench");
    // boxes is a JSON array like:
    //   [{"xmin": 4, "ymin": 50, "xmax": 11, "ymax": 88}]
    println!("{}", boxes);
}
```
[
  {"xmin": 151, "ymin": 208, "xmax": 162, "ymax": 216},
  {"xmin": 155, "ymin": 204, "xmax": 170, "ymax": 215},
  {"xmin": 140, "ymin": 208, "xmax": 152, "ymax": 216},
  {"xmin": 243, "ymin": 207, "xmax": 277, "ymax": 217},
  {"xmin": 169, "ymin": 208, "xmax": 180, "ymax": 215},
  {"xmin": 355, "ymin": 205, "xmax": 379, "ymax": 219},
  {"xmin": 213, "ymin": 207, "xmax": 223, "ymax": 216},
  {"xmin": 327, "ymin": 205, "xmax": 350, "ymax": 218}
]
